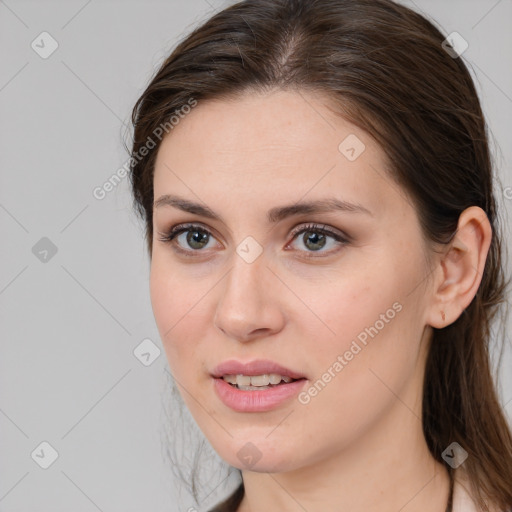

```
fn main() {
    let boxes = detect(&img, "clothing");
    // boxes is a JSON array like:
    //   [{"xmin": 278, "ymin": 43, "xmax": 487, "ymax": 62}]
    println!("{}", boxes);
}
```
[
  {"xmin": 209, "ymin": 467, "xmax": 509, "ymax": 511},
  {"xmin": 452, "ymin": 467, "xmax": 480, "ymax": 511},
  {"xmin": 451, "ymin": 467, "xmax": 507, "ymax": 512}
]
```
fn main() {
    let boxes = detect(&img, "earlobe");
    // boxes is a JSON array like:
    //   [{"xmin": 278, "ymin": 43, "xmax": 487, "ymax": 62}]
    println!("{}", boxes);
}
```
[{"xmin": 427, "ymin": 206, "xmax": 492, "ymax": 329}]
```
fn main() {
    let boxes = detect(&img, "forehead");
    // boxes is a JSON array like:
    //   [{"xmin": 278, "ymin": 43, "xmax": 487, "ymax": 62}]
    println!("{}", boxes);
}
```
[
  {"xmin": 157, "ymin": 90, "xmax": 359, "ymax": 164},
  {"xmin": 153, "ymin": 89, "xmax": 394, "ymax": 217}
]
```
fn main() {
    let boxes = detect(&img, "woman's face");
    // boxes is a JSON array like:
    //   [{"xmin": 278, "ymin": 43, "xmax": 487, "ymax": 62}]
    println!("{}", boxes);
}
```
[{"xmin": 150, "ymin": 89, "xmax": 436, "ymax": 473}]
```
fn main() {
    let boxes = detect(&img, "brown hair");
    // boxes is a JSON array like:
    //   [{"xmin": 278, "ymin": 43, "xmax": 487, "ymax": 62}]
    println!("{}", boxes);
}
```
[{"xmin": 128, "ymin": 0, "xmax": 512, "ymax": 510}]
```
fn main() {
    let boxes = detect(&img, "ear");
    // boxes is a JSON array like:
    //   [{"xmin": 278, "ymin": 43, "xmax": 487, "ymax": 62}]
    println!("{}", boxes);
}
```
[{"xmin": 426, "ymin": 206, "xmax": 492, "ymax": 328}]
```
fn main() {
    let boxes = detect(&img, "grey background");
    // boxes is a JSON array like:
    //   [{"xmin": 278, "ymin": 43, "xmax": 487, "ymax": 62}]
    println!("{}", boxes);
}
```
[{"xmin": 1, "ymin": 0, "xmax": 511, "ymax": 511}]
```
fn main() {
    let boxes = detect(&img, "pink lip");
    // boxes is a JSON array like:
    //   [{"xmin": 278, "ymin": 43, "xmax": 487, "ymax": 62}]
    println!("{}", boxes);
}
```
[
  {"xmin": 212, "ymin": 378, "xmax": 307, "ymax": 412},
  {"xmin": 211, "ymin": 359, "xmax": 306, "ymax": 380},
  {"xmin": 211, "ymin": 359, "xmax": 307, "ymax": 412}
]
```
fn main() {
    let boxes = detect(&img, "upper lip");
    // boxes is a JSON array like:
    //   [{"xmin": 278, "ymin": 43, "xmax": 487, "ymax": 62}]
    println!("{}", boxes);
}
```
[{"xmin": 211, "ymin": 359, "xmax": 306, "ymax": 380}]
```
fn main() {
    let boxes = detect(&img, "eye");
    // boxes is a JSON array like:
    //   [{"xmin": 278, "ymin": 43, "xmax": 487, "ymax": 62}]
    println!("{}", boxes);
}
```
[
  {"xmin": 157, "ymin": 223, "xmax": 220, "ymax": 256},
  {"xmin": 286, "ymin": 223, "xmax": 349, "ymax": 257},
  {"xmin": 157, "ymin": 222, "xmax": 349, "ymax": 258}
]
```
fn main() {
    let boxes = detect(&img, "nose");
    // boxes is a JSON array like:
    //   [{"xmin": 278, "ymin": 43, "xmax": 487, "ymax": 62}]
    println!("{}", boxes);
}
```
[{"xmin": 213, "ymin": 251, "xmax": 285, "ymax": 343}]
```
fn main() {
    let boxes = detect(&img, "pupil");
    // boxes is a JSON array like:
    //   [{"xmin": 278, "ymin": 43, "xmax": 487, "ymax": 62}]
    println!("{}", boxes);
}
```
[
  {"xmin": 304, "ymin": 231, "xmax": 326, "ymax": 251},
  {"xmin": 187, "ymin": 230, "xmax": 208, "ymax": 249}
]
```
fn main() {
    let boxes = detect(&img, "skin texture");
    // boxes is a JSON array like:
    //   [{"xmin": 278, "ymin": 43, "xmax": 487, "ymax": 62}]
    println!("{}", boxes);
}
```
[{"xmin": 150, "ymin": 89, "xmax": 491, "ymax": 511}]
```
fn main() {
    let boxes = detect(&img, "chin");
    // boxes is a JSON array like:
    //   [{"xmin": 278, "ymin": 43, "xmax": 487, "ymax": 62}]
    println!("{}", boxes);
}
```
[{"xmin": 211, "ymin": 437, "xmax": 303, "ymax": 474}]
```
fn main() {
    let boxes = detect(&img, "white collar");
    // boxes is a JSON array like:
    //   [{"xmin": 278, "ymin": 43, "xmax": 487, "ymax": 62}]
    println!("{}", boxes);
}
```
[
  {"xmin": 452, "ymin": 467, "xmax": 503, "ymax": 512},
  {"xmin": 452, "ymin": 468, "xmax": 478, "ymax": 512}
]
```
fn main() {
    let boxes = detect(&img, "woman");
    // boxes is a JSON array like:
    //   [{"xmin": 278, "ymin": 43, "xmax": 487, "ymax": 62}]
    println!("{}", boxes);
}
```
[{"xmin": 128, "ymin": 0, "xmax": 512, "ymax": 510}]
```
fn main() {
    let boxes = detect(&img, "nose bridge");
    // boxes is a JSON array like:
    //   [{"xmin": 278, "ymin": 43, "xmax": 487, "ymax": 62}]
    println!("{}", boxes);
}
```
[{"xmin": 222, "ymin": 249, "xmax": 268, "ymax": 312}]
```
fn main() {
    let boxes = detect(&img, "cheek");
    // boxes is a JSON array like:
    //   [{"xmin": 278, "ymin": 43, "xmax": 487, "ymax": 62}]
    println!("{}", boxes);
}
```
[
  {"xmin": 149, "ymin": 260, "xmax": 200, "ymax": 367},
  {"xmin": 293, "ymin": 254, "xmax": 425, "ymax": 400},
  {"xmin": 288, "ymin": 258, "xmax": 401, "ymax": 355},
  {"xmin": 149, "ymin": 261, "xmax": 175, "ymax": 337},
  {"xmin": 298, "ymin": 257, "xmax": 425, "ymax": 415}
]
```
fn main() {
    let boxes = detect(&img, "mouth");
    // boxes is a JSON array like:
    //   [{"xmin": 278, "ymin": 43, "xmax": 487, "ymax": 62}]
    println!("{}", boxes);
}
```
[
  {"xmin": 219, "ymin": 373, "xmax": 304, "ymax": 391},
  {"xmin": 211, "ymin": 361, "xmax": 308, "ymax": 412},
  {"xmin": 211, "ymin": 359, "xmax": 307, "ymax": 393}
]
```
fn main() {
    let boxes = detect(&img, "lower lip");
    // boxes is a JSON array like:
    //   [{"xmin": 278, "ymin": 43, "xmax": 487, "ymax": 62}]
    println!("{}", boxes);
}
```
[{"xmin": 212, "ymin": 377, "xmax": 307, "ymax": 412}]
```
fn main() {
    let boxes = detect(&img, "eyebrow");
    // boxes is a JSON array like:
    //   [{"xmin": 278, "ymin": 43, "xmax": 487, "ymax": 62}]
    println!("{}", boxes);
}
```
[{"xmin": 153, "ymin": 194, "xmax": 372, "ymax": 223}]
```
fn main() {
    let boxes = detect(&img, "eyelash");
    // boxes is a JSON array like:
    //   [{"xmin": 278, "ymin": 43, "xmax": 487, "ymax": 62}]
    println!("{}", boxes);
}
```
[{"xmin": 156, "ymin": 222, "xmax": 349, "ymax": 259}]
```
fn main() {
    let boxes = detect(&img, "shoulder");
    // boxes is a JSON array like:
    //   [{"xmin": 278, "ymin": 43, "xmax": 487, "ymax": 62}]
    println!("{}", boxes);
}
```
[{"xmin": 452, "ymin": 467, "xmax": 508, "ymax": 512}]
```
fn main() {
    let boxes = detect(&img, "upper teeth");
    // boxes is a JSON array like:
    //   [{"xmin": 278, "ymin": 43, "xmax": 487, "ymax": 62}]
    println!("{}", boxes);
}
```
[{"xmin": 222, "ymin": 374, "xmax": 293, "ymax": 386}]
